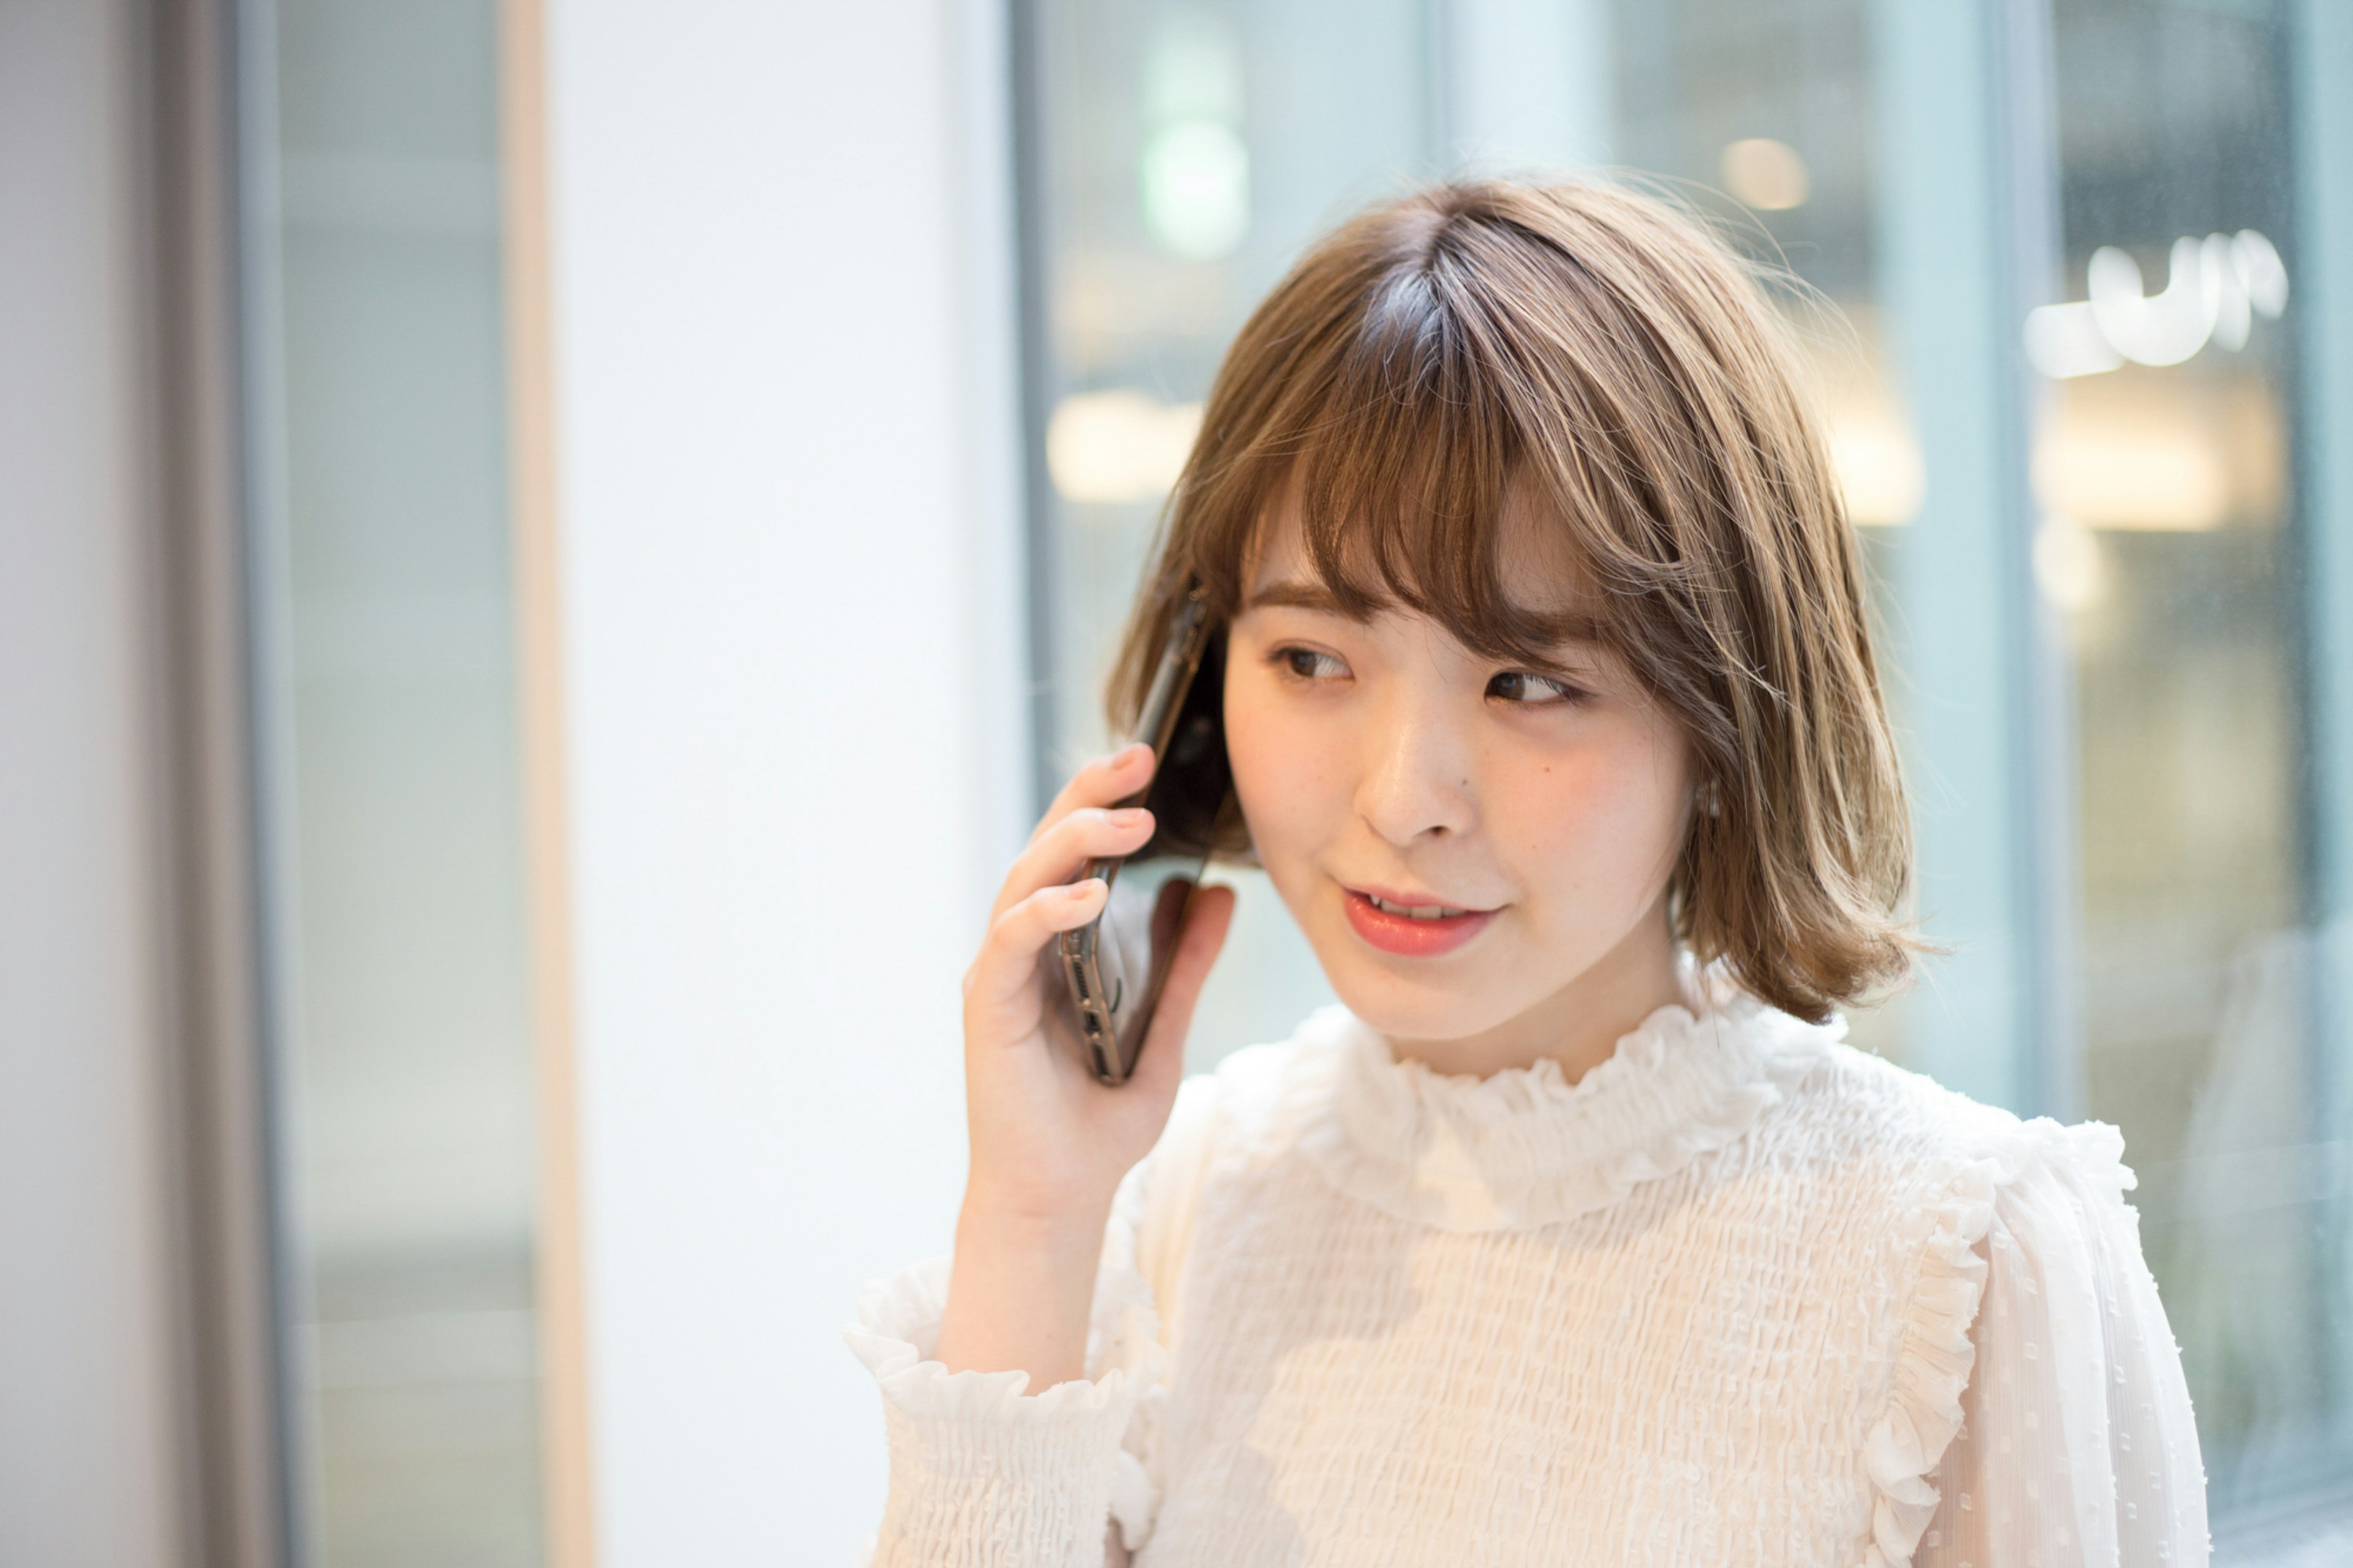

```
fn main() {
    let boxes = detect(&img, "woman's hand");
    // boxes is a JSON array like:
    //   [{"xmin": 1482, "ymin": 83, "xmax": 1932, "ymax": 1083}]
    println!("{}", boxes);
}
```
[{"xmin": 936, "ymin": 742, "xmax": 1234, "ymax": 1388}]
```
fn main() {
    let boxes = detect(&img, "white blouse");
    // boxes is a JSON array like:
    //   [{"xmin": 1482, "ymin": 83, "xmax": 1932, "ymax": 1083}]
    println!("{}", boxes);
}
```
[{"xmin": 848, "ymin": 977, "xmax": 2209, "ymax": 1567}]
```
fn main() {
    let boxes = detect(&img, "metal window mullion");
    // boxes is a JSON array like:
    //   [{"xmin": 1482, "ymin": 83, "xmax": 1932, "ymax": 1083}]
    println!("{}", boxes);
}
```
[
  {"xmin": 1992, "ymin": 0, "xmax": 2082, "ymax": 1125},
  {"xmin": 1871, "ymin": 0, "xmax": 2074, "ymax": 1116},
  {"xmin": 225, "ymin": 0, "xmax": 317, "ymax": 1561},
  {"xmin": 136, "ymin": 0, "xmax": 294, "ymax": 1561},
  {"xmin": 2291, "ymin": 0, "xmax": 2353, "ymax": 1459},
  {"xmin": 1008, "ymin": 0, "xmax": 1064, "ymax": 817}
]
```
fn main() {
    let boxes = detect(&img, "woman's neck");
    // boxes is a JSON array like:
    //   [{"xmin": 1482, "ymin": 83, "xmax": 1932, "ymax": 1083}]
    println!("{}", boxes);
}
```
[{"xmin": 1388, "ymin": 896, "xmax": 1684, "ymax": 1083}]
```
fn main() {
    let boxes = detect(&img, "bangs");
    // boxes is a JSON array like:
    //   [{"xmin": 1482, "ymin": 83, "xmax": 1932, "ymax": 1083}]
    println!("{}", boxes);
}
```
[{"xmin": 1181, "ymin": 213, "xmax": 1678, "ymax": 675}]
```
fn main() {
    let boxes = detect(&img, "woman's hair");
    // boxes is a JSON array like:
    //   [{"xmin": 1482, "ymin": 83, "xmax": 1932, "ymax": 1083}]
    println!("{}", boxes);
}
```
[{"xmin": 1108, "ymin": 176, "xmax": 1916, "ymax": 1023}]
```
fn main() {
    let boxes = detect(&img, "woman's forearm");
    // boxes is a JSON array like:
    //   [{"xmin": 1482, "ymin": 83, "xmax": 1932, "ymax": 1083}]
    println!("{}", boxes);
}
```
[{"xmin": 934, "ymin": 1189, "xmax": 1114, "ymax": 1389}]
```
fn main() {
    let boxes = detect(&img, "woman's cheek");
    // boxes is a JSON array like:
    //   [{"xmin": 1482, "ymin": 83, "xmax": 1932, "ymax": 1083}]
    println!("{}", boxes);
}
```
[
  {"xmin": 1226, "ymin": 671, "xmax": 1342, "ymax": 881},
  {"xmin": 1221, "ymin": 664, "xmax": 1270, "ymax": 817},
  {"xmin": 1510, "ymin": 731, "xmax": 1684, "ymax": 917}
]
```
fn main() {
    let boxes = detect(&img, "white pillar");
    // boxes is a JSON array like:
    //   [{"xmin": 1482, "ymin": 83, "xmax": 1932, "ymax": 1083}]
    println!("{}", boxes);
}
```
[{"xmin": 544, "ymin": 0, "xmax": 1028, "ymax": 1559}]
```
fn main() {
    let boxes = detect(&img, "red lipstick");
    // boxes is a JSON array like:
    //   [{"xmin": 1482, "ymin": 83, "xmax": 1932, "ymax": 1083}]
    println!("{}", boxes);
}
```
[{"xmin": 1341, "ymin": 885, "xmax": 1496, "ymax": 958}]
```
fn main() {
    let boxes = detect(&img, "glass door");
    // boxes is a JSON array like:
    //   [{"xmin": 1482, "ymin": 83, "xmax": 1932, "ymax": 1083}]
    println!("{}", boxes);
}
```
[{"xmin": 237, "ymin": 2, "xmax": 548, "ymax": 1561}]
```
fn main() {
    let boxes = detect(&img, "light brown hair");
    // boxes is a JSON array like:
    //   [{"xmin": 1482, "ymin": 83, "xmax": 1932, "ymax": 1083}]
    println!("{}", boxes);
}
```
[{"xmin": 1109, "ymin": 177, "xmax": 1915, "ymax": 1023}]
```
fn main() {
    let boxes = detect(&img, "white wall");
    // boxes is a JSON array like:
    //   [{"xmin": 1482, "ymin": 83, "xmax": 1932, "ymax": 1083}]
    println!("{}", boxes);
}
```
[
  {"xmin": 0, "ymin": 1, "xmax": 189, "ymax": 1565},
  {"xmin": 545, "ymin": 2, "xmax": 1028, "ymax": 1560}
]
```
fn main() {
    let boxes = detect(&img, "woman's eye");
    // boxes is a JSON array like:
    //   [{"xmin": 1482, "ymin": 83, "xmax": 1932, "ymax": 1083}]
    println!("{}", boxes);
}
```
[
  {"xmin": 1275, "ymin": 646, "xmax": 1348, "ymax": 681},
  {"xmin": 1487, "ymin": 670, "xmax": 1584, "ymax": 706}
]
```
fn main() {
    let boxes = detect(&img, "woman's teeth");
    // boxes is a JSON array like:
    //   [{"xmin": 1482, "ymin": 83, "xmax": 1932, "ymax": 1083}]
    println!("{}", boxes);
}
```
[{"xmin": 1366, "ymin": 894, "xmax": 1469, "ymax": 920}]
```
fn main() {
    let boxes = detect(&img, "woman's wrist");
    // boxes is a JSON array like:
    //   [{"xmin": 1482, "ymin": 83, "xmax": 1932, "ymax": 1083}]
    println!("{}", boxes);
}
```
[
  {"xmin": 958, "ymin": 1166, "xmax": 1116, "ymax": 1241},
  {"xmin": 934, "ymin": 1188, "xmax": 1115, "ymax": 1387}
]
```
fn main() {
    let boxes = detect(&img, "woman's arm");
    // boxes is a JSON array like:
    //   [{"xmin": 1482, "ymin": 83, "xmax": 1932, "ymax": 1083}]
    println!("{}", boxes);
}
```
[
  {"xmin": 937, "ymin": 742, "xmax": 1230, "ymax": 1387},
  {"xmin": 846, "ymin": 744, "xmax": 1232, "ymax": 1568},
  {"xmin": 848, "ymin": 1075, "xmax": 1223, "ymax": 1568},
  {"xmin": 845, "ymin": 1216, "xmax": 1165, "ymax": 1568},
  {"xmin": 1913, "ymin": 1131, "xmax": 2210, "ymax": 1568}
]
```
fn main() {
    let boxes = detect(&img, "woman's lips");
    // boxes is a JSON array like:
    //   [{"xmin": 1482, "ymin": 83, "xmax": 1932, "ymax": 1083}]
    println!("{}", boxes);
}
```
[{"xmin": 1342, "ymin": 888, "xmax": 1496, "ymax": 957}]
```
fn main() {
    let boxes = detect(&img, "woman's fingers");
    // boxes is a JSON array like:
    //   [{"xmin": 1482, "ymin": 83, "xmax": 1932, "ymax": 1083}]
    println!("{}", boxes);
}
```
[
  {"xmin": 990, "ymin": 743, "xmax": 1159, "ymax": 923},
  {"xmin": 1125, "ymin": 884, "xmax": 1235, "ymax": 1098},
  {"xmin": 1028, "ymin": 743, "xmax": 1154, "ymax": 847},
  {"xmin": 966, "ymin": 876, "xmax": 1108, "ymax": 1025},
  {"xmin": 990, "ymin": 803, "xmax": 1156, "ymax": 923},
  {"xmin": 968, "ymin": 875, "xmax": 1230, "ymax": 1083}
]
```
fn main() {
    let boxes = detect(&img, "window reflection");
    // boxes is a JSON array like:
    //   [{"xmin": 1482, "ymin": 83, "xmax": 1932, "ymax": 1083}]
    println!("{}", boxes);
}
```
[{"xmin": 2046, "ymin": 0, "xmax": 2349, "ymax": 1524}]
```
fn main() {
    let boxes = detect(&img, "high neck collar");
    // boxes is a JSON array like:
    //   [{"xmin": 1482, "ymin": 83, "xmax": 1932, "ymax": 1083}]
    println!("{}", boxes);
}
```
[{"xmin": 1291, "ymin": 961, "xmax": 1840, "ymax": 1233}]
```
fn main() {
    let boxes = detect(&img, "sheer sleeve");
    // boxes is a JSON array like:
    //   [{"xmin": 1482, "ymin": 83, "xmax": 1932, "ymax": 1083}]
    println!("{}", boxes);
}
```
[
  {"xmin": 1914, "ymin": 1126, "xmax": 2210, "ymax": 1568},
  {"xmin": 844, "ymin": 1074, "xmax": 1222, "ymax": 1567},
  {"xmin": 844, "ymin": 1240, "xmax": 1162, "ymax": 1568}
]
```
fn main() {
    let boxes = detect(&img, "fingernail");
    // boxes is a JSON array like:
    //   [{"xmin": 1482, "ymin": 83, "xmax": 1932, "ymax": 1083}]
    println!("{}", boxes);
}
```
[
  {"xmin": 1107, "ymin": 808, "xmax": 1150, "ymax": 828},
  {"xmin": 1112, "ymin": 741, "xmax": 1151, "ymax": 766},
  {"xmin": 1069, "ymin": 877, "xmax": 1105, "ymax": 898}
]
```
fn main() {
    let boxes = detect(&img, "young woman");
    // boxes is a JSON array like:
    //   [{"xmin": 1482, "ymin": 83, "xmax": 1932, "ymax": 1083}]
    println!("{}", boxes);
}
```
[{"xmin": 847, "ymin": 179, "xmax": 2208, "ymax": 1567}]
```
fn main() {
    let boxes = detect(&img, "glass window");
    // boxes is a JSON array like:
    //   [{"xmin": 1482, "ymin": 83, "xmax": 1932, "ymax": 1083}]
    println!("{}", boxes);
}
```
[
  {"xmin": 1018, "ymin": 0, "xmax": 2353, "ymax": 1542},
  {"xmin": 1021, "ymin": 0, "xmax": 1449, "ymax": 1060},
  {"xmin": 2042, "ymin": 0, "xmax": 2350, "ymax": 1529},
  {"xmin": 237, "ymin": 1, "xmax": 546, "ymax": 1561}
]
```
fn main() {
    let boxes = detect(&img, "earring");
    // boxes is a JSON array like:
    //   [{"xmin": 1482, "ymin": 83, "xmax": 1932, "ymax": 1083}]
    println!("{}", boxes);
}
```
[{"xmin": 1697, "ymin": 779, "xmax": 1723, "ymax": 819}]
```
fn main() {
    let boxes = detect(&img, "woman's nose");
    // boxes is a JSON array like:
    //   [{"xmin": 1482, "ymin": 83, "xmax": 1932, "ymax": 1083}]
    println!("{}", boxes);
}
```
[{"xmin": 1354, "ymin": 687, "xmax": 1479, "ymax": 846}]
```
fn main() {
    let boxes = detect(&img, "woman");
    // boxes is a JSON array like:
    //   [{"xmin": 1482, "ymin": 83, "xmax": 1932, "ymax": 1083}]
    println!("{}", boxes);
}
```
[{"xmin": 847, "ymin": 178, "xmax": 2208, "ymax": 1567}]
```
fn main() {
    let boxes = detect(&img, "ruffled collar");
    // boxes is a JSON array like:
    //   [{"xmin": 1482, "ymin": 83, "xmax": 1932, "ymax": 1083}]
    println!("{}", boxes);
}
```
[{"xmin": 1293, "ymin": 960, "xmax": 1840, "ymax": 1233}]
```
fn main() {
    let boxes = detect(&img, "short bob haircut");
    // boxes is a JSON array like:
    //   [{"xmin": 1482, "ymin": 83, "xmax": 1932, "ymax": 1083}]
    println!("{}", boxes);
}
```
[{"xmin": 1108, "ymin": 177, "xmax": 1915, "ymax": 1025}]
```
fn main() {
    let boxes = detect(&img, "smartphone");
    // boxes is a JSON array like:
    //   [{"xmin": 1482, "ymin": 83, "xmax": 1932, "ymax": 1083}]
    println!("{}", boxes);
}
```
[{"xmin": 1058, "ymin": 589, "xmax": 1236, "ymax": 1085}]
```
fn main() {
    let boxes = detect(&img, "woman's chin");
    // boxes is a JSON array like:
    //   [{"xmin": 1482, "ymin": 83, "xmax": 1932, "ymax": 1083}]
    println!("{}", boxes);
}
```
[{"xmin": 1313, "ymin": 946, "xmax": 1534, "ymax": 1047}]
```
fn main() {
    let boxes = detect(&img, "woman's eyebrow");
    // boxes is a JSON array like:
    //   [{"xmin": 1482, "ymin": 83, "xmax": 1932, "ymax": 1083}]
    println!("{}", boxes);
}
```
[
  {"xmin": 1533, "ymin": 615, "xmax": 1611, "ymax": 650},
  {"xmin": 1245, "ymin": 578, "xmax": 1613, "ymax": 651},
  {"xmin": 1242, "ymin": 578, "xmax": 1355, "ymax": 615}
]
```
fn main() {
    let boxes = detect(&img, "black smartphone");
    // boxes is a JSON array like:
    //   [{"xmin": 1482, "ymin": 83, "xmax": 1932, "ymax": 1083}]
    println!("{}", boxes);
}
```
[{"xmin": 1057, "ymin": 589, "xmax": 1237, "ymax": 1085}]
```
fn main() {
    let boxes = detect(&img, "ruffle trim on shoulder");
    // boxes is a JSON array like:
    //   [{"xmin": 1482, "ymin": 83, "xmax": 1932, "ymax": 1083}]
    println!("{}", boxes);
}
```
[
  {"xmin": 1857, "ymin": 1155, "xmax": 1997, "ymax": 1568},
  {"xmin": 843, "ymin": 1252, "xmax": 1169, "ymax": 1431},
  {"xmin": 1854, "ymin": 1116, "xmax": 2138, "ymax": 1568},
  {"xmin": 2043, "ymin": 1116, "xmax": 2135, "ymax": 1196},
  {"xmin": 1287, "ymin": 990, "xmax": 1841, "ymax": 1233}
]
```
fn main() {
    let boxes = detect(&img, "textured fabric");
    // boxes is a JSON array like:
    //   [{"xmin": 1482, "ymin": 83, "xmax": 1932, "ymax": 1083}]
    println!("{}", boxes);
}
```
[
  {"xmin": 849, "ymin": 981, "xmax": 2210, "ymax": 1567},
  {"xmin": 1912, "ymin": 1134, "xmax": 2210, "ymax": 1568},
  {"xmin": 844, "ymin": 1250, "xmax": 1167, "ymax": 1567}
]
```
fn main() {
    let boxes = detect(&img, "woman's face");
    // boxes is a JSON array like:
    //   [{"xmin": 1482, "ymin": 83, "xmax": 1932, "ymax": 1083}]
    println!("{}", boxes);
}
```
[{"xmin": 1222, "ymin": 496, "xmax": 1693, "ymax": 1059}]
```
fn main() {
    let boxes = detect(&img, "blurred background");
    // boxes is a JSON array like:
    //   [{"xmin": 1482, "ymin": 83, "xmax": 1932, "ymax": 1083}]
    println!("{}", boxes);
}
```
[{"xmin": 4, "ymin": 0, "xmax": 2349, "ymax": 1564}]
